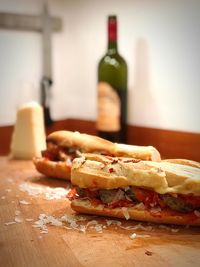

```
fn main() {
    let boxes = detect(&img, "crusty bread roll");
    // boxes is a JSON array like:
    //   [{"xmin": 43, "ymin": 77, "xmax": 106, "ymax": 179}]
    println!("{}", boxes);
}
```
[
  {"xmin": 33, "ymin": 157, "xmax": 71, "ymax": 180},
  {"xmin": 46, "ymin": 130, "xmax": 115, "ymax": 155},
  {"xmin": 70, "ymin": 154, "xmax": 200, "ymax": 226},
  {"xmin": 163, "ymin": 159, "xmax": 200, "ymax": 169},
  {"xmin": 33, "ymin": 131, "xmax": 114, "ymax": 180},
  {"xmin": 71, "ymin": 199, "xmax": 200, "ymax": 226},
  {"xmin": 33, "ymin": 130, "xmax": 161, "ymax": 180},
  {"xmin": 113, "ymin": 143, "xmax": 161, "ymax": 161},
  {"xmin": 71, "ymin": 154, "xmax": 200, "ymax": 195},
  {"xmin": 46, "ymin": 131, "xmax": 161, "ymax": 160}
]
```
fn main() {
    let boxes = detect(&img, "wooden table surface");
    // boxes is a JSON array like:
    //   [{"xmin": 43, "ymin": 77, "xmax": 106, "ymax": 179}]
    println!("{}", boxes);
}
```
[{"xmin": 0, "ymin": 157, "xmax": 200, "ymax": 267}]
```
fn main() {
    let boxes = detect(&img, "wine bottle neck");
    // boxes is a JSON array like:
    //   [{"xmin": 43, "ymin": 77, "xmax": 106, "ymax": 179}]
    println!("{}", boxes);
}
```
[{"xmin": 108, "ymin": 16, "xmax": 118, "ymax": 52}]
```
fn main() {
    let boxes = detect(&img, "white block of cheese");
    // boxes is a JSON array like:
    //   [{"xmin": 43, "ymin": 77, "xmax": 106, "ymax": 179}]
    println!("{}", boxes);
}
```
[{"xmin": 10, "ymin": 101, "xmax": 46, "ymax": 159}]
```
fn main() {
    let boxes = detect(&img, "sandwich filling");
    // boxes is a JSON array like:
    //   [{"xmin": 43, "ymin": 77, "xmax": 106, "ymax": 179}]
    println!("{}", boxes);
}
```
[
  {"xmin": 42, "ymin": 141, "xmax": 82, "ymax": 165},
  {"xmin": 41, "ymin": 142, "xmax": 113, "ymax": 166},
  {"xmin": 68, "ymin": 186, "xmax": 200, "ymax": 218}
]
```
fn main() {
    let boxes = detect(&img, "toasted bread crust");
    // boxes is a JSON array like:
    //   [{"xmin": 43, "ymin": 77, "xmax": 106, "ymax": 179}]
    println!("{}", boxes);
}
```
[
  {"xmin": 114, "ymin": 143, "xmax": 161, "ymax": 161},
  {"xmin": 33, "ymin": 157, "xmax": 71, "ymax": 180},
  {"xmin": 71, "ymin": 155, "xmax": 167, "ymax": 192},
  {"xmin": 71, "ymin": 199, "xmax": 200, "ymax": 226},
  {"xmin": 163, "ymin": 159, "xmax": 200, "ymax": 169},
  {"xmin": 71, "ymin": 154, "xmax": 200, "ymax": 195},
  {"xmin": 46, "ymin": 130, "xmax": 161, "ymax": 160},
  {"xmin": 34, "ymin": 130, "xmax": 161, "ymax": 180},
  {"xmin": 46, "ymin": 130, "xmax": 115, "ymax": 154}
]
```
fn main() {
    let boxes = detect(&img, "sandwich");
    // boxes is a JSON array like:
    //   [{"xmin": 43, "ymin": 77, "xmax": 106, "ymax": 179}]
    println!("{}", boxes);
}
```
[
  {"xmin": 33, "ymin": 130, "xmax": 161, "ymax": 180},
  {"xmin": 69, "ymin": 154, "xmax": 200, "ymax": 226},
  {"xmin": 33, "ymin": 130, "xmax": 115, "ymax": 180}
]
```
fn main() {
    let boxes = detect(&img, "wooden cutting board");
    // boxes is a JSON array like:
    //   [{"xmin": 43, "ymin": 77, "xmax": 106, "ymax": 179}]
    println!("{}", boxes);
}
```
[{"xmin": 0, "ymin": 156, "xmax": 200, "ymax": 267}]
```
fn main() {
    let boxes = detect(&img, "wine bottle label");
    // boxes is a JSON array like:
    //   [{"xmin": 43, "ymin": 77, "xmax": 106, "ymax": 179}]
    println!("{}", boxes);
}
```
[{"xmin": 97, "ymin": 82, "xmax": 120, "ymax": 131}]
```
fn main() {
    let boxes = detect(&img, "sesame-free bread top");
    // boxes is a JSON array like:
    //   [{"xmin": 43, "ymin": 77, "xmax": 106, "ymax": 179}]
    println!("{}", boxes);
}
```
[
  {"xmin": 163, "ymin": 158, "xmax": 200, "ymax": 169},
  {"xmin": 71, "ymin": 154, "xmax": 200, "ymax": 195},
  {"xmin": 113, "ymin": 143, "xmax": 161, "ymax": 161},
  {"xmin": 46, "ymin": 130, "xmax": 115, "ymax": 154},
  {"xmin": 46, "ymin": 130, "xmax": 161, "ymax": 161}
]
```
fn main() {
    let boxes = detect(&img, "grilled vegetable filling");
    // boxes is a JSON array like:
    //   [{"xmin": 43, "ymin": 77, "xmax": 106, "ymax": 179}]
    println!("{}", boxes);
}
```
[{"xmin": 68, "ymin": 186, "xmax": 200, "ymax": 213}]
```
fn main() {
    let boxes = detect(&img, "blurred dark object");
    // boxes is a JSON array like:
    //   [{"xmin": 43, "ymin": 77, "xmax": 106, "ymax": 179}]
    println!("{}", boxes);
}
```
[
  {"xmin": 97, "ymin": 15, "xmax": 127, "ymax": 143},
  {"xmin": 0, "ymin": 12, "xmax": 61, "ymax": 32},
  {"xmin": 41, "ymin": 77, "xmax": 53, "ymax": 127},
  {"xmin": 40, "ymin": 3, "xmax": 53, "ymax": 127}
]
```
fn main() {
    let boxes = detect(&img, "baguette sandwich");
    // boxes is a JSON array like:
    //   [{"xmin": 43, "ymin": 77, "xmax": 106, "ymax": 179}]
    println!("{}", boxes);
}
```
[
  {"xmin": 33, "ymin": 130, "xmax": 161, "ymax": 180},
  {"xmin": 69, "ymin": 154, "xmax": 200, "ymax": 226},
  {"xmin": 33, "ymin": 130, "xmax": 115, "ymax": 180}
]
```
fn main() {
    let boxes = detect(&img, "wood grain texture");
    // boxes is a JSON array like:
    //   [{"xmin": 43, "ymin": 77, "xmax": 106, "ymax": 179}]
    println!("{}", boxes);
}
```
[
  {"xmin": 0, "ymin": 157, "xmax": 200, "ymax": 267},
  {"xmin": 0, "ymin": 119, "xmax": 199, "ymax": 161}
]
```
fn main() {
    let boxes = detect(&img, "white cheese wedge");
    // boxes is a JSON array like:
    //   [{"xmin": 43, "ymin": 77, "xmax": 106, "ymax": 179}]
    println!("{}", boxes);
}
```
[{"xmin": 10, "ymin": 101, "xmax": 46, "ymax": 159}]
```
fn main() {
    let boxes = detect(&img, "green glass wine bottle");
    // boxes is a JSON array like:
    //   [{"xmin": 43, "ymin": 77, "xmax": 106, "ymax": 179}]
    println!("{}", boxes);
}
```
[{"xmin": 97, "ymin": 15, "xmax": 127, "ymax": 143}]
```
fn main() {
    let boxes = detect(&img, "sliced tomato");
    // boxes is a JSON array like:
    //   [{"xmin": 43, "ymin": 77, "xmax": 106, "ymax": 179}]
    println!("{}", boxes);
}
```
[
  {"xmin": 41, "ymin": 150, "xmax": 56, "ymax": 161},
  {"xmin": 108, "ymin": 199, "xmax": 133, "ymax": 208},
  {"xmin": 67, "ymin": 188, "xmax": 78, "ymax": 200},
  {"xmin": 134, "ymin": 187, "xmax": 165, "ymax": 208}
]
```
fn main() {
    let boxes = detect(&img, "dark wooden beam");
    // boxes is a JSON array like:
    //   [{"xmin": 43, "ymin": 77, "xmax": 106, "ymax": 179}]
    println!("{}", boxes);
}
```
[
  {"xmin": 0, "ymin": 119, "xmax": 199, "ymax": 161},
  {"xmin": 0, "ymin": 12, "xmax": 62, "ymax": 32}
]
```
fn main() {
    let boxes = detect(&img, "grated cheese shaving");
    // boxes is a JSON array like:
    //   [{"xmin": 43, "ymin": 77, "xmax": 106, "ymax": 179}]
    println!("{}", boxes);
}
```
[
  {"xmin": 19, "ymin": 182, "xmax": 71, "ymax": 200},
  {"xmin": 121, "ymin": 207, "xmax": 130, "ymax": 220},
  {"xmin": 120, "ymin": 224, "xmax": 153, "ymax": 231},
  {"xmin": 150, "ymin": 206, "xmax": 161, "ymax": 214},
  {"xmin": 134, "ymin": 202, "xmax": 145, "ymax": 210},
  {"xmin": 86, "ymin": 220, "xmax": 99, "ymax": 227},
  {"xmin": 79, "ymin": 225, "xmax": 87, "ymax": 233},
  {"xmin": 106, "ymin": 220, "xmax": 122, "ymax": 226},
  {"xmin": 94, "ymin": 224, "xmax": 103, "ymax": 233},
  {"xmin": 40, "ymin": 230, "xmax": 48, "ymax": 234},
  {"xmin": 159, "ymin": 225, "xmax": 171, "ymax": 230},
  {"xmin": 194, "ymin": 210, "xmax": 200, "ymax": 217},
  {"xmin": 171, "ymin": 228, "xmax": 179, "ymax": 233},
  {"xmin": 4, "ymin": 221, "xmax": 16, "ymax": 226},
  {"xmin": 14, "ymin": 217, "xmax": 23, "ymax": 223},
  {"xmin": 26, "ymin": 218, "xmax": 34, "ymax": 222},
  {"xmin": 60, "ymin": 214, "xmax": 86, "ymax": 224},
  {"xmin": 19, "ymin": 200, "xmax": 30, "ymax": 205},
  {"xmin": 85, "ymin": 220, "xmax": 103, "ymax": 233},
  {"xmin": 130, "ymin": 233, "xmax": 137, "ymax": 239}
]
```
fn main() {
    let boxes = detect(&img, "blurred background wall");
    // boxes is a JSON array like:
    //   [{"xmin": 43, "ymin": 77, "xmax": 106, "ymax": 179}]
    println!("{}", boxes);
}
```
[{"xmin": 0, "ymin": 0, "xmax": 200, "ymax": 133}]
